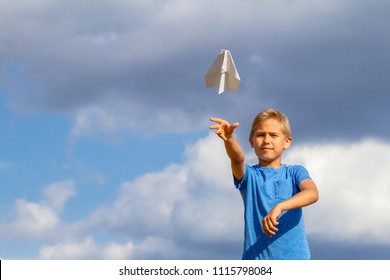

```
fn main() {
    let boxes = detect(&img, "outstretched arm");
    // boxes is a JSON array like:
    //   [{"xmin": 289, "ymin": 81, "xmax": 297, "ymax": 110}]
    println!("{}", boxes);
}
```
[
  {"xmin": 210, "ymin": 118, "xmax": 246, "ymax": 181},
  {"xmin": 262, "ymin": 179, "xmax": 319, "ymax": 237}
]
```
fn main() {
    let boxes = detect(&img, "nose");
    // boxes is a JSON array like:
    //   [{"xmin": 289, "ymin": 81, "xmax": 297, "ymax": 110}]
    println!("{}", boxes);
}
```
[{"xmin": 264, "ymin": 134, "xmax": 271, "ymax": 143}]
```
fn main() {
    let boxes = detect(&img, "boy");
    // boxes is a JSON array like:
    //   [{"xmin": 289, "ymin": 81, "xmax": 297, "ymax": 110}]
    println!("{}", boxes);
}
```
[{"xmin": 210, "ymin": 109, "xmax": 319, "ymax": 260}]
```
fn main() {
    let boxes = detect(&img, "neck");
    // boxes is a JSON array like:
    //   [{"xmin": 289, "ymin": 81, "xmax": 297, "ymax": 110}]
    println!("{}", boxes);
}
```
[{"xmin": 258, "ymin": 160, "xmax": 281, "ymax": 168}]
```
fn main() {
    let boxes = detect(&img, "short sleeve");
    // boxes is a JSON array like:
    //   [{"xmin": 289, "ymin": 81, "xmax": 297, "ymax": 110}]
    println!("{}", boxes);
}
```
[
  {"xmin": 292, "ymin": 165, "xmax": 312, "ymax": 189},
  {"xmin": 234, "ymin": 164, "xmax": 250, "ymax": 190}
]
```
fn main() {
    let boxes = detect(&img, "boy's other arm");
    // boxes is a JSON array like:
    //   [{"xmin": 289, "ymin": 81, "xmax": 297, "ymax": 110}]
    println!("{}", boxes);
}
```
[
  {"xmin": 280, "ymin": 178, "xmax": 319, "ymax": 211},
  {"xmin": 210, "ymin": 118, "xmax": 246, "ymax": 181},
  {"xmin": 262, "ymin": 179, "xmax": 319, "ymax": 237}
]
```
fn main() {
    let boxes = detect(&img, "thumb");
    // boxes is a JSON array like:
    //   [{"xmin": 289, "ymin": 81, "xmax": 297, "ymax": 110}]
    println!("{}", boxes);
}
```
[
  {"xmin": 231, "ymin": 122, "xmax": 240, "ymax": 129},
  {"xmin": 227, "ymin": 122, "xmax": 239, "ymax": 135}
]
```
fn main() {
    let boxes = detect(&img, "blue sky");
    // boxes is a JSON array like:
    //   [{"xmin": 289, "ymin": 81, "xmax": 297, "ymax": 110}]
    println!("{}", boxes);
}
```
[{"xmin": 1, "ymin": 0, "xmax": 390, "ymax": 260}]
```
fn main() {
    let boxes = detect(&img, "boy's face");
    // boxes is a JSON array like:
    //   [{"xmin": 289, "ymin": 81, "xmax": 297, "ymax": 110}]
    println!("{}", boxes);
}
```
[{"xmin": 249, "ymin": 118, "xmax": 292, "ymax": 168}]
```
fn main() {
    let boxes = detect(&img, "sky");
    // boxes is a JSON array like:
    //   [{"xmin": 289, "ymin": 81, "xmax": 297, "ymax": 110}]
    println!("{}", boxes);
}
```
[{"xmin": 1, "ymin": 0, "xmax": 390, "ymax": 260}]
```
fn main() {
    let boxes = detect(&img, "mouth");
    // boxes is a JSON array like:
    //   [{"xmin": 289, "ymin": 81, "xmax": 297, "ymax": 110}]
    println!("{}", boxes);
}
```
[{"xmin": 261, "ymin": 147, "xmax": 273, "ymax": 151}]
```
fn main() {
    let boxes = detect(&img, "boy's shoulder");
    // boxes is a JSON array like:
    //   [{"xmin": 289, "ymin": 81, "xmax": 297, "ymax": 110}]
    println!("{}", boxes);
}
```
[
  {"xmin": 283, "ymin": 164, "xmax": 308, "ymax": 171},
  {"xmin": 283, "ymin": 164, "xmax": 310, "ymax": 175}
]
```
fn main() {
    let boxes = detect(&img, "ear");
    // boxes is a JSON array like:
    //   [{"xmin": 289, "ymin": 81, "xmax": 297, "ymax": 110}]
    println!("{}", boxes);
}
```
[
  {"xmin": 284, "ymin": 136, "xmax": 292, "ymax": 149},
  {"xmin": 249, "ymin": 135, "xmax": 254, "ymax": 148}
]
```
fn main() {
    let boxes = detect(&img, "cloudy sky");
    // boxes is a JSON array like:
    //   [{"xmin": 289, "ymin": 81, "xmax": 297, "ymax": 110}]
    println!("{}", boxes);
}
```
[{"xmin": 1, "ymin": 0, "xmax": 390, "ymax": 260}]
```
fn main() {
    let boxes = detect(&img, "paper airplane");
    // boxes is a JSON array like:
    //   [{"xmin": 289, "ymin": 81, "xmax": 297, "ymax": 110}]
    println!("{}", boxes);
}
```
[{"xmin": 204, "ymin": 49, "xmax": 241, "ymax": 94}]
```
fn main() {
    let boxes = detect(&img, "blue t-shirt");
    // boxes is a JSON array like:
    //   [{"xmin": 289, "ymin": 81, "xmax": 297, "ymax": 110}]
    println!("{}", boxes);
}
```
[{"xmin": 234, "ymin": 164, "xmax": 311, "ymax": 260}]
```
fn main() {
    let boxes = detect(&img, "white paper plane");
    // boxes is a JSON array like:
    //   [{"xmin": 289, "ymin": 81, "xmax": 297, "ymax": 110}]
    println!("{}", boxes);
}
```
[{"xmin": 204, "ymin": 49, "xmax": 241, "ymax": 94}]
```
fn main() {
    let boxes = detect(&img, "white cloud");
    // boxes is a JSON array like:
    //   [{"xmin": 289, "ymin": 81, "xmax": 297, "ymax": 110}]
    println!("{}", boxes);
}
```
[
  {"xmin": 39, "ymin": 235, "xmax": 185, "ymax": 260},
  {"xmin": 69, "ymin": 105, "xmax": 123, "ymax": 139},
  {"xmin": 35, "ymin": 134, "xmax": 243, "ymax": 259},
  {"xmin": 12, "ymin": 200, "xmax": 59, "ymax": 236},
  {"xmin": 39, "ymin": 237, "xmax": 101, "ymax": 260},
  {"xmin": 93, "ymin": 163, "xmax": 189, "ymax": 237},
  {"xmin": 68, "ymin": 100, "xmax": 211, "ymax": 140},
  {"xmin": 5, "ymin": 180, "xmax": 75, "ymax": 238},
  {"xmin": 284, "ymin": 138, "xmax": 390, "ymax": 245},
  {"xmin": 84, "ymin": 134, "xmax": 243, "ymax": 242},
  {"xmin": 43, "ymin": 180, "xmax": 76, "ymax": 211}
]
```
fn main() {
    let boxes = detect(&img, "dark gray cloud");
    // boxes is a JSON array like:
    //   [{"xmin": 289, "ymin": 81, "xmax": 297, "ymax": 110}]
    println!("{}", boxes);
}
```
[{"xmin": 2, "ymin": 0, "xmax": 390, "ymax": 141}]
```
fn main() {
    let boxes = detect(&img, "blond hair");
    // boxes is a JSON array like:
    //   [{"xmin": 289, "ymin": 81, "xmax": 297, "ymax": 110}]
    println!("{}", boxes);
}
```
[{"xmin": 250, "ymin": 109, "xmax": 291, "ymax": 138}]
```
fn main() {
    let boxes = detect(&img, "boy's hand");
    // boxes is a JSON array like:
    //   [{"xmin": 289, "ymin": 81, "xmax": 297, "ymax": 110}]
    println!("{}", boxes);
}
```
[
  {"xmin": 209, "ymin": 118, "xmax": 239, "ymax": 141},
  {"xmin": 262, "ymin": 205, "xmax": 282, "ymax": 237}
]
